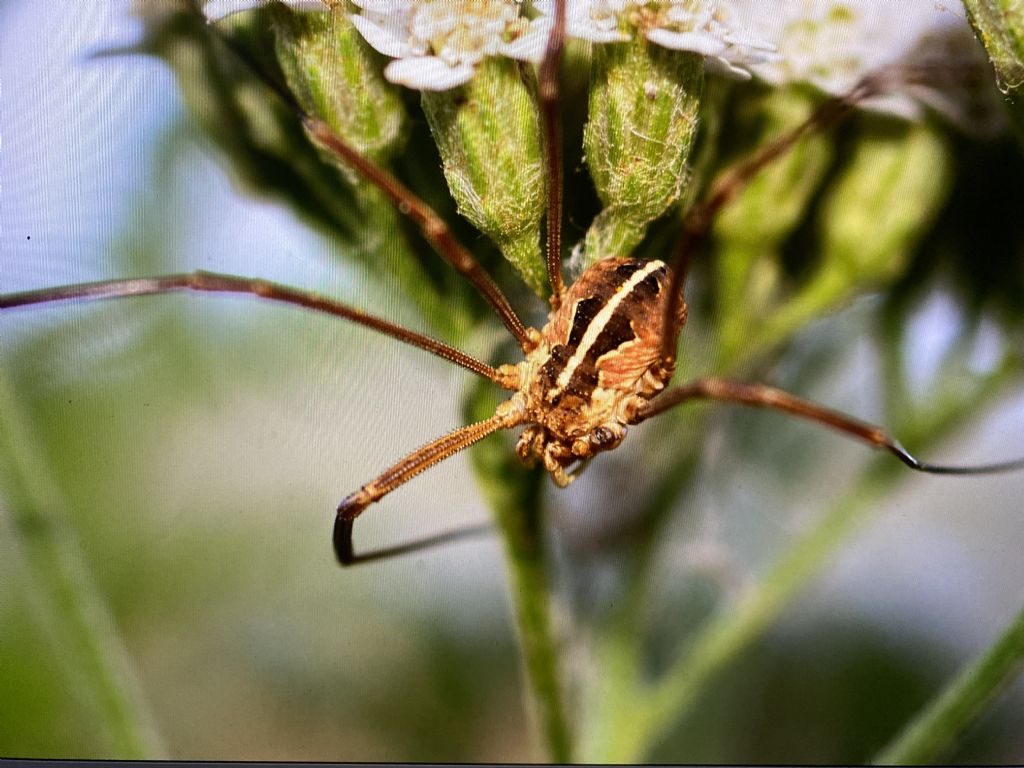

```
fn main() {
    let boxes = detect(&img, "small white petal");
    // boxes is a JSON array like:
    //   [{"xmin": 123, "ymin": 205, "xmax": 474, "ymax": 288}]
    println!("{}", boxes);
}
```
[
  {"xmin": 283, "ymin": 0, "xmax": 328, "ymax": 11},
  {"xmin": 500, "ymin": 22, "xmax": 552, "ymax": 62},
  {"xmin": 858, "ymin": 93, "xmax": 924, "ymax": 122},
  {"xmin": 720, "ymin": 27, "xmax": 777, "ymax": 51},
  {"xmin": 645, "ymin": 28, "xmax": 728, "ymax": 56},
  {"xmin": 570, "ymin": 24, "xmax": 631, "ymax": 43},
  {"xmin": 730, "ymin": 0, "xmax": 1005, "ymax": 130},
  {"xmin": 204, "ymin": 0, "xmax": 326, "ymax": 21},
  {"xmin": 384, "ymin": 57, "xmax": 476, "ymax": 90},
  {"xmin": 704, "ymin": 55, "xmax": 753, "ymax": 80},
  {"xmin": 351, "ymin": 12, "xmax": 408, "ymax": 57},
  {"xmin": 351, "ymin": 0, "xmax": 409, "ymax": 11},
  {"xmin": 203, "ymin": 0, "xmax": 267, "ymax": 21},
  {"xmin": 353, "ymin": 0, "xmax": 555, "ymax": 89}
]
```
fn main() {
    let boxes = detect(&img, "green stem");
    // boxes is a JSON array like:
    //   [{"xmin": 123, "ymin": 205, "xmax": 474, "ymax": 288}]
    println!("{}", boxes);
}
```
[
  {"xmin": 604, "ymin": 460, "xmax": 898, "ymax": 762},
  {"xmin": 496, "ymin": 481, "xmax": 573, "ymax": 762},
  {"xmin": 466, "ymin": 383, "xmax": 572, "ymax": 761},
  {"xmin": 0, "ymin": 371, "xmax": 166, "ymax": 758},
  {"xmin": 579, "ymin": 436, "xmax": 705, "ymax": 760},
  {"xmin": 873, "ymin": 605, "xmax": 1024, "ymax": 765}
]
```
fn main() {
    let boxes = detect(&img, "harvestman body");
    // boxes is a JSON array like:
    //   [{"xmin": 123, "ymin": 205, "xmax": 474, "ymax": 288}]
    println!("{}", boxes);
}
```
[{"xmin": 3, "ymin": 3, "xmax": 1022, "ymax": 567}]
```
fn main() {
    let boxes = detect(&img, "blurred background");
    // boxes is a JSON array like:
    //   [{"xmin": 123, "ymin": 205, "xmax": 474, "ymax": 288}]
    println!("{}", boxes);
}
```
[{"xmin": 1, "ymin": 1, "xmax": 1023, "ymax": 762}]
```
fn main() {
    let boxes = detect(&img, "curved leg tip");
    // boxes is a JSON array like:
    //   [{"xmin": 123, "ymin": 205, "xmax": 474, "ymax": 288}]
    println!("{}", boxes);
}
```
[{"xmin": 333, "ymin": 516, "xmax": 355, "ymax": 567}]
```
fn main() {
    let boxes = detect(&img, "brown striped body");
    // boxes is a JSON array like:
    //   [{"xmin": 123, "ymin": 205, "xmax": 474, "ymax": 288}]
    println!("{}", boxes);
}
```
[{"xmin": 498, "ymin": 257, "xmax": 687, "ymax": 486}]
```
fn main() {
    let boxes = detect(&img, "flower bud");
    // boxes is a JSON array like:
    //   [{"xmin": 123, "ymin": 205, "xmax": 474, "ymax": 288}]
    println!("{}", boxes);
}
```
[
  {"xmin": 817, "ymin": 120, "xmax": 950, "ymax": 286},
  {"xmin": 582, "ymin": 39, "xmax": 703, "ymax": 265},
  {"xmin": 270, "ymin": 2, "xmax": 406, "ymax": 163},
  {"xmin": 142, "ymin": 8, "xmax": 366, "ymax": 237},
  {"xmin": 713, "ymin": 87, "xmax": 834, "ymax": 326},
  {"xmin": 140, "ymin": 6, "xmax": 458, "ymax": 336},
  {"xmin": 421, "ymin": 58, "xmax": 547, "ymax": 296},
  {"xmin": 738, "ymin": 118, "xmax": 951, "ymax": 363},
  {"xmin": 961, "ymin": 0, "xmax": 1024, "ymax": 133}
]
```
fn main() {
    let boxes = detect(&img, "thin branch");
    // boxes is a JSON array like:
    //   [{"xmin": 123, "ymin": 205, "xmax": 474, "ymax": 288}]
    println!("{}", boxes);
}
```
[{"xmin": 464, "ymin": 380, "xmax": 573, "ymax": 761}]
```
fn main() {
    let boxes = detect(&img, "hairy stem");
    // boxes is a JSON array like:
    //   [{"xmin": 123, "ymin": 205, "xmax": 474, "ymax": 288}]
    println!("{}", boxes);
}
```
[{"xmin": 466, "ymin": 382, "xmax": 572, "ymax": 761}]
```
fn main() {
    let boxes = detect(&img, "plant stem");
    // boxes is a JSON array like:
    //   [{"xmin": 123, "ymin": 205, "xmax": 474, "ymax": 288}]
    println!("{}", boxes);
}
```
[
  {"xmin": 873, "ymin": 604, "xmax": 1024, "ymax": 765},
  {"xmin": 466, "ymin": 382, "xmax": 572, "ymax": 761},
  {"xmin": 495, "ymin": 477, "xmax": 573, "ymax": 762},
  {"xmin": 600, "ymin": 460, "xmax": 898, "ymax": 762},
  {"xmin": 0, "ymin": 371, "xmax": 166, "ymax": 758}
]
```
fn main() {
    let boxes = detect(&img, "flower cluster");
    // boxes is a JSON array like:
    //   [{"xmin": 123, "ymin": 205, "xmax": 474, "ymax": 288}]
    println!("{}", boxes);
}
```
[
  {"xmin": 731, "ymin": 0, "xmax": 1000, "ymax": 127},
  {"xmin": 352, "ymin": 0, "xmax": 780, "ymax": 88},
  {"xmin": 561, "ymin": 0, "xmax": 778, "ymax": 79},
  {"xmin": 201, "ymin": 0, "xmax": 1001, "ymax": 130},
  {"xmin": 350, "ymin": 0, "xmax": 551, "ymax": 90}
]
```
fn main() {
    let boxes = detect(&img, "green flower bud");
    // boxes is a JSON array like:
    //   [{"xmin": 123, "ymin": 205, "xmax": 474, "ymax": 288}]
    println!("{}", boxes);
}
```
[
  {"xmin": 745, "ymin": 119, "xmax": 951, "ymax": 365},
  {"xmin": 713, "ymin": 87, "xmax": 834, "ymax": 343},
  {"xmin": 582, "ymin": 38, "xmax": 703, "ymax": 265},
  {"xmin": 140, "ymin": 5, "xmax": 459, "ymax": 337},
  {"xmin": 270, "ymin": 5, "xmax": 472, "ymax": 336},
  {"xmin": 271, "ymin": 1, "xmax": 406, "ymax": 163},
  {"xmin": 421, "ymin": 58, "xmax": 547, "ymax": 296},
  {"xmin": 142, "ymin": 8, "xmax": 367, "ymax": 240},
  {"xmin": 962, "ymin": 0, "xmax": 1024, "ymax": 134},
  {"xmin": 818, "ymin": 119, "xmax": 951, "ymax": 285}
]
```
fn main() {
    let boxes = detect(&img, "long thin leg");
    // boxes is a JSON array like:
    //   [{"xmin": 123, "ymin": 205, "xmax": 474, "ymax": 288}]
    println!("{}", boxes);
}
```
[
  {"xmin": 658, "ymin": 73, "xmax": 894, "ymax": 364},
  {"xmin": 538, "ymin": 0, "xmax": 567, "ymax": 307},
  {"xmin": 334, "ymin": 410, "xmax": 523, "ymax": 565},
  {"xmin": 0, "ymin": 271, "xmax": 514, "ymax": 387},
  {"xmin": 203, "ymin": 12, "xmax": 536, "ymax": 353},
  {"xmin": 303, "ymin": 119, "xmax": 535, "ymax": 352},
  {"xmin": 638, "ymin": 377, "xmax": 1024, "ymax": 475}
]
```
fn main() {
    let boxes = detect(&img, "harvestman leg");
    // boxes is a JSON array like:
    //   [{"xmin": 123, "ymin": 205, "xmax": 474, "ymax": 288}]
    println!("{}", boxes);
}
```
[
  {"xmin": 333, "ymin": 411, "xmax": 525, "ymax": 565},
  {"xmin": 0, "ymin": 272, "xmax": 511, "ymax": 385},
  {"xmin": 1, "ymin": 273, "xmax": 525, "ymax": 567},
  {"xmin": 538, "ymin": 0, "xmax": 567, "ymax": 307},
  {"xmin": 659, "ymin": 71, "xmax": 901, "ymax": 359},
  {"xmin": 1, "ymin": 270, "xmax": 529, "ymax": 561},
  {"xmin": 204, "ymin": 6, "xmax": 536, "ymax": 354},
  {"xmin": 334, "ymin": 0, "xmax": 572, "ymax": 564},
  {"xmin": 648, "ymin": 66, "xmax": 1024, "ymax": 475},
  {"xmin": 638, "ymin": 378, "xmax": 1024, "ymax": 475}
]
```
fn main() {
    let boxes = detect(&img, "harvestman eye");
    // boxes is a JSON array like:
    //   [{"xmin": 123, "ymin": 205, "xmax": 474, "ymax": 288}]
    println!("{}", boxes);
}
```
[{"xmin": 2, "ymin": 2, "xmax": 1023, "ymax": 568}]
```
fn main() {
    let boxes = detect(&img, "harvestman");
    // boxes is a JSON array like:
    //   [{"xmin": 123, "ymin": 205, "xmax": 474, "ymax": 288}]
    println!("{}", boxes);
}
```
[{"xmin": 3, "ymin": 2, "xmax": 1022, "ymax": 566}]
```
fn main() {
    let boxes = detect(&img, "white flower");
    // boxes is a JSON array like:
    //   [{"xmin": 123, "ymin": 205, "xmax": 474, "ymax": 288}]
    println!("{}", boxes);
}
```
[
  {"xmin": 731, "ymin": 0, "xmax": 1004, "ymax": 130},
  {"xmin": 561, "ymin": 0, "xmax": 779, "ymax": 80},
  {"xmin": 350, "ymin": 0, "xmax": 552, "ymax": 90},
  {"xmin": 203, "ymin": 0, "xmax": 328, "ymax": 23}
]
